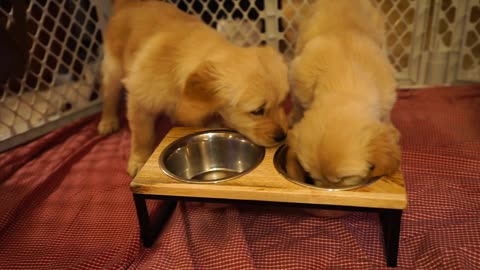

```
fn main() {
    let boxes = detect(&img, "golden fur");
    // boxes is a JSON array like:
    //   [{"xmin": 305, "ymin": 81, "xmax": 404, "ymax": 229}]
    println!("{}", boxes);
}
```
[
  {"xmin": 286, "ymin": 0, "xmax": 401, "ymax": 190},
  {"xmin": 98, "ymin": 1, "xmax": 288, "ymax": 176},
  {"xmin": 97, "ymin": 1, "xmax": 289, "ymax": 176}
]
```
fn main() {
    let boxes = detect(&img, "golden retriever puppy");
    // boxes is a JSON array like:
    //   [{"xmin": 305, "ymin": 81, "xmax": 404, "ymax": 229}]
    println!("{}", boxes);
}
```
[
  {"xmin": 97, "ymin": 0, "xmax": 289, "ymax": 176},
  {"xmin": 287, "ymin": 0, "xmax": 400, "ymax": 190}
]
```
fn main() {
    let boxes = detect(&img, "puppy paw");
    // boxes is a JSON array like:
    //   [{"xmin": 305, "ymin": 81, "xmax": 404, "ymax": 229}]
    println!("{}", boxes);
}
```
[
  {"xmin": 97, "ymin": 117, "xmax": 120, "ymax": 135},
  {"xmin": 127, "ymin": 158, "xmax": 146, "ymax": 177}
]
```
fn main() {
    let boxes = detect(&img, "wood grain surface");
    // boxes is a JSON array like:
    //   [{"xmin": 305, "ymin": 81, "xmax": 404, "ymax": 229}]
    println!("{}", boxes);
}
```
[{"xmin": 131, "ymin": 127, "xmax": 407, "ymax": 209}]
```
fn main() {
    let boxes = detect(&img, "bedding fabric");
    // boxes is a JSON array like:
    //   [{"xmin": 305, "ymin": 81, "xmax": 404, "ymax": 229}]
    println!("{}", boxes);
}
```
[{"xmin": 1, "ymin": 84, "xmax": 479, "ymax": 269}]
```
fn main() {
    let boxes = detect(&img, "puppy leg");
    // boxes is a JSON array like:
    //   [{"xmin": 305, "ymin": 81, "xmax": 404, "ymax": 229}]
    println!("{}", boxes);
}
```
[
  {"xmin": 285, "ymin": 147, "xmax": 306, "ymax": 181},
  {"xmin": 288, "ymin": 55, "xmax": 316, "ymax": 127},
  {"xmin": 98, "ymin": 51, "xmax": 123, "ymax": 135},
  {"xmin": 127, "ymin": 99, "xmax": 156, "ymax": 177},
  {"xmin": 288, "ymin": 99, "xmax": 304, "ymax": 127}
]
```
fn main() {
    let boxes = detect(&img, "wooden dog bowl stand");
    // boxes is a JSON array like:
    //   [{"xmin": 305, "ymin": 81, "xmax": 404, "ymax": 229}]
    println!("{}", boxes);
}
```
[{"xmin": 131, "ymin": 127, "xmax": 407, "ymax": 267}]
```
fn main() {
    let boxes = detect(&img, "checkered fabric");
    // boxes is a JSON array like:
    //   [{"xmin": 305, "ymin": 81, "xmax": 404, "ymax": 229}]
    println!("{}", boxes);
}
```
[{"xmin": 1, "ymin": 84, "xmax": 479, "ymax": 269}]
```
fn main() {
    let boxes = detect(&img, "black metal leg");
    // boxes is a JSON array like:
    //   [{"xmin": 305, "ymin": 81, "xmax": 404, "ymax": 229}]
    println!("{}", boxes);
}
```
[
  {"xmin": 150, "ymin": 199, "xmax": 177, "ymax": 245},
  {"xmin": 133, "ymin": 194, "xmax": 178, "ymax": 247},
  {"xmin": 133, "ymin": 194, "xmax": 153, "ymax": 247},
  {"xmin": 379, "ymin": 209, "xmax": 403, "ymax": 267},
  {"xmin": 133, "ymin": 194, "xmax": 403, "ymax": 267}
]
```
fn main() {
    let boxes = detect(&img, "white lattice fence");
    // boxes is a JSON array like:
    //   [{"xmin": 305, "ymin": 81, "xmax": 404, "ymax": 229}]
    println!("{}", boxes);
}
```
[
  {"xmin": 458, "ymin": 0, "xmax": 480, "ymax": 81},
  {"xmin": 278, "ymin": 0, "xmax": 431, "ymax": 86},
  {"xmin": 436, "ymin": 0, "xmax": 480, "ymax": 83},
  {"xmin": 0, "ymin": 0, "xmax": 108, "ymax": 151},
  {"xmin": 164, "ymin": 0, "xmax": 269, "ymax": 48},
  {"xmin": 164, "ymin": 0, "xmax": 478, "ymax": 87},
  {"xmin": 371, "ymin": 0, "xmax": 431, "ymax": 86},
  {"xmin": 1, "ymin": 0, "xmax": 479, "ymax": 151},
  {"xmin": 423, "ymin": 0, "xmax": 480, "ymax": 84}
]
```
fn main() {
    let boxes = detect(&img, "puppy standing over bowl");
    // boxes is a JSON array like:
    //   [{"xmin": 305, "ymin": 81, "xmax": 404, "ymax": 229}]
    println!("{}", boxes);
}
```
[
  {"xmin": 97, "ymin": 0, "xmax": 289, "ymax": 177},
  {"xmin": 286, "ymin": 0, "xmax": 401, "ymax": 208}
]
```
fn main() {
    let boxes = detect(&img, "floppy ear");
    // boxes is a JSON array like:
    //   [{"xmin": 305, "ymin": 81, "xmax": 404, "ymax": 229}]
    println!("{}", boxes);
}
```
[
  {"xmin": 175, "ymin": 62, "xmax": 222, "ymax": 125},
  {"xmin": 367, "ymin": 123, "xmax": 401, "ymax": 178}
]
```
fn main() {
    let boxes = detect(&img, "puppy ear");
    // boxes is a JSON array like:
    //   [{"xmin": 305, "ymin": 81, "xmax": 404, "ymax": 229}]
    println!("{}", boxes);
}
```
[
  {"xmin": 367, "ymin": 123, "xmax": 401, "ymax": 178},
  {"xmin": 175, "ymin": 62, "xmax": 222, "ymax": 125}
]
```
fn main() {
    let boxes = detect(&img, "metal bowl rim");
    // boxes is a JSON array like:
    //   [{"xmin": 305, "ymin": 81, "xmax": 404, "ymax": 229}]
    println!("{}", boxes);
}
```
[
  {"xmin": 273, "ymin": 144, "xmax": 378, "ymax": 191},
  {"xmin": 159, "ymin": 129, "xmax": 265, "ymax": 184}
]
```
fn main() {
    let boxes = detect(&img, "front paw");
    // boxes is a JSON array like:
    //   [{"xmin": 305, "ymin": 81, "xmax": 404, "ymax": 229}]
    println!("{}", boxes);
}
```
[
  {"xmin": 97, "ymin": 117, "xmax": 120, "ymax": 135},
  {"xmin": 127, "ymin": 157, "xmax": 146, "ymax": 177}
]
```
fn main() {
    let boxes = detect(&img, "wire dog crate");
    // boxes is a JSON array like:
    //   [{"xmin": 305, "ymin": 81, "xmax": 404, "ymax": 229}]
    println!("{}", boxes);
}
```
[{"xmin": 1, "ymin": 0, "xmax": 479, "ymax": 152}]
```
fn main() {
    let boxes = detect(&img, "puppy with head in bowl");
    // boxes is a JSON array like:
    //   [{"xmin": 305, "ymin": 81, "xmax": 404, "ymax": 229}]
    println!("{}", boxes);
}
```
[{"xmin": 286, "ymin": 0, "xmax": 401, "ymax": 215}]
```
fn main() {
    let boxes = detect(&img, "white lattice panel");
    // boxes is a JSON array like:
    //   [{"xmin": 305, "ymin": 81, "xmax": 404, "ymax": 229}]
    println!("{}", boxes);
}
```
[
  {"xmin": 274, "ymin": 0, "xmax": 431, "ymax": 86},
  {"xmin": 426, "ymin": 0, "xmax": 467, "ymax": 84},
  {"xmin": 278, "ymin": 0, "xmax": 315, "ymax": 60},
  {"xmin": 0, "ymin": 0, "xmax": 106, "ymax": 151},
  {"xmin": 165, "ymin": 0, "xmax": 267, "ymax": 47},
  {"xmin": 371, "ymin": 0, "xmax": 430, "ymax": 85},
  {"xmin": 421, "ymin": 0, "xmax": 480, "ymax": 84},
  {"xmin": 457, "ymin": 0, "xmax": 480, "ymax": 82}
]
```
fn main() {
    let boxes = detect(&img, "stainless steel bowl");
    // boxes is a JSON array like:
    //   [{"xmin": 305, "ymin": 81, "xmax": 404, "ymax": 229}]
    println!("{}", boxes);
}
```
[
  {"xmin": 273, "ymin": 144, "xmax": 378, "ymax": 191},
  {"xmin": 159, "ymin": 130, "xmax": 265, "ymax": 183}
]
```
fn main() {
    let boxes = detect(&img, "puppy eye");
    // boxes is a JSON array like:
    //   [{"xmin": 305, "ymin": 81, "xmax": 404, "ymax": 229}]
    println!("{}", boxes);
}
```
[
  {"xmin": 250, "ymin": 107, "xmax": 265, "ymax": 116},
  {"xmin": 369, "ymin": 164, "xmax": 376, "ymax": 171}
]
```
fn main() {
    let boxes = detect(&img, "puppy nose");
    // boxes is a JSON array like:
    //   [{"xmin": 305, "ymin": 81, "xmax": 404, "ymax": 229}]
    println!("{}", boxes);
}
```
[{"xmin": 273, "ymin": 132, "xmax": 287, "ymax": 142}]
